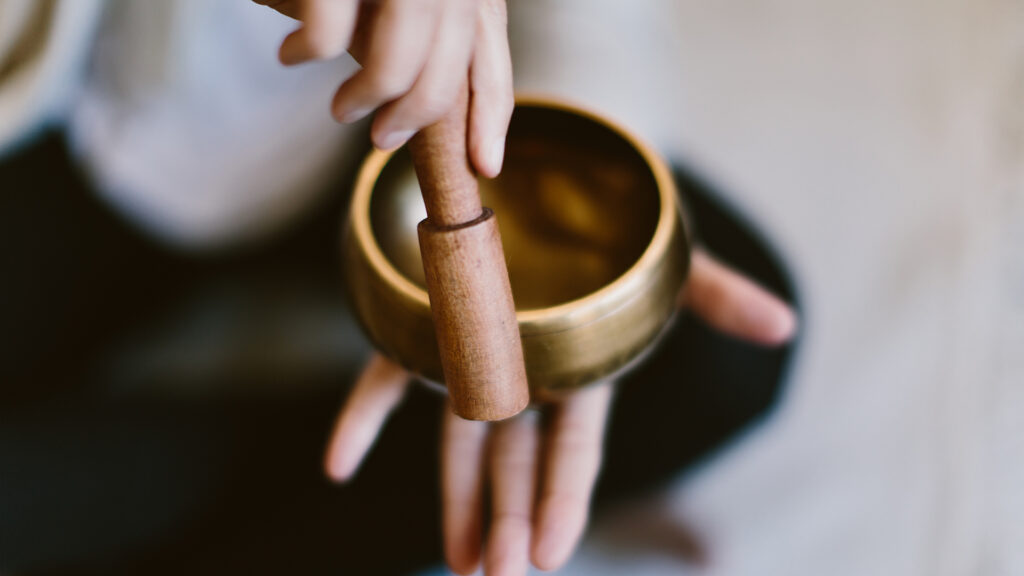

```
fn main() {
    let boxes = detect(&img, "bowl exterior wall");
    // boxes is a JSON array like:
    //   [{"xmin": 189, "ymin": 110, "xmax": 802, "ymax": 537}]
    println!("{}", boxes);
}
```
[{"xmin": 342, "ymin": 205, "xmax": 688, "ymax": 394}]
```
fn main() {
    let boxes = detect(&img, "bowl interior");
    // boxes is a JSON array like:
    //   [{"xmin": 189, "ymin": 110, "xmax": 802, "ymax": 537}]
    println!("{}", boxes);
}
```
[{"xmin": 369, "ymin": 104, "xmax": 662, "ymax": 311}]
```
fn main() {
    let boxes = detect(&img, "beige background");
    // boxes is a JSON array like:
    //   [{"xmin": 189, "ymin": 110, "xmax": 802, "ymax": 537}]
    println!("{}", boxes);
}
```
[{"xmin": 508, "ymin": 1, "xmax": 1024, "ymax": 574}]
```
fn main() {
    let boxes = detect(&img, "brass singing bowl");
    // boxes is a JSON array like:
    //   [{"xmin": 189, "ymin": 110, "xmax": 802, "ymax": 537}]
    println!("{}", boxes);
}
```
[{"xmin": 342, "ymin": 97, "xmax": 690, "ymax": 399}]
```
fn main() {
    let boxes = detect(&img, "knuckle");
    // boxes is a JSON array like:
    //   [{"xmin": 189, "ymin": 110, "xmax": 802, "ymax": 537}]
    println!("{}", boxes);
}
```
[
  {"xmin": 363, "ymin": 66, "xmax": 413, "ymax": 100},
  {"xmin": 474, "ymin": 66, "xmax": 512, "ymax": 101},
  {"xmin": 445, "ymin": 437, "xmax": 483, "ymax": 460},
  {"xmin": 480, "ymin": 0, "xmax": 508, "ymax": 27},
  {"xmin": 492, "ymin": 509, "xmax": 532, "ymax": 528},
  {"xmin": 413, "ymin": 88, "xmax": 456, "ymax": 121},
  {"xmin": 452, "ymin": 0, "xmax": 478, "ymax": 24},
  {"xmin": 442, "ymin": 493, "xmax": 483, "ymax": 510},
  {"xmin": 413, "ymin": 0, "xmax": 443, "ymax": 17},
  {"xmin": 551, "ymin": 429, "xmax": 598, "ymax": 456},
  {"xmin": 492, "ymin": 445, "xmax": 535, "ymax": 469},
  {"xmin": 542, "ymin": 491, "xmax": 589, "ymax": 513},
  {"xmin": 303, "ymin": 31, "xmax": 342, "ymax": 59}
]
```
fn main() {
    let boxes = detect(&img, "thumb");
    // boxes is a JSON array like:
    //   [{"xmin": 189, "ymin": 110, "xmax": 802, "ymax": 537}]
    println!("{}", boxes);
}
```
[{"xmin": 679, "ymin": 250, "xmax": 798, "ymax": 346}]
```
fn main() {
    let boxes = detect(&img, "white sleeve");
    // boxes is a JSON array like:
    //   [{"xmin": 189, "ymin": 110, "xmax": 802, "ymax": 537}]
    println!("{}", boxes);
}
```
[
  {"xmin": 67, "ymin": 0, "xmax": 361, "ymax": 249},
  {"xmin": 0, "ymin": 0, "xmax": 106, "ymax": 156}
]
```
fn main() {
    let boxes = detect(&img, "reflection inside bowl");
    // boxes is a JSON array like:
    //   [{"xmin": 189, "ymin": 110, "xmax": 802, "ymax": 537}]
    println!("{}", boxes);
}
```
[{"xmin": 369, "ymin": 106, "xmax": 662, "ymax": 311}]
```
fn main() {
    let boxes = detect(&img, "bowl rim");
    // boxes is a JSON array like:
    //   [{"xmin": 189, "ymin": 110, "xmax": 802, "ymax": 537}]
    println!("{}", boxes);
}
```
[{"xmin": 349, "ymin": 93, "xmax": 682, "ymax": 335}]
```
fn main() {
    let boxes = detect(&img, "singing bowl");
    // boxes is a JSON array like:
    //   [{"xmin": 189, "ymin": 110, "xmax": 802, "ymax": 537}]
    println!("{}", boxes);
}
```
[{"xmin": 342, "ymin": 97, "xmax": 690, "ymax": 398}]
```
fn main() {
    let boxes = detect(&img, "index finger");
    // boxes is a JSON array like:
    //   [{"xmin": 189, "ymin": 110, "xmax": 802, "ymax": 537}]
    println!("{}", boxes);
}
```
[{"xmin": 323, "ymin": 354, "xmax": 409, "ymax": 482}]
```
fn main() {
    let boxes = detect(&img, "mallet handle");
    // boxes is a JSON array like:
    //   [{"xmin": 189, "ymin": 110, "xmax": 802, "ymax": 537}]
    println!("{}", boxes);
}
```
[{"xmin": 407, "ymin": 85, "xmax": 529, "ymax": 421}]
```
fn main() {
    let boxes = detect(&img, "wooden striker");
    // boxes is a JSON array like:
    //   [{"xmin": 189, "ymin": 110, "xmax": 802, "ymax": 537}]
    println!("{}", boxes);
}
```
[{"xmin": 407, "ymin": 85, "xmax": 529, "ymax": 421}]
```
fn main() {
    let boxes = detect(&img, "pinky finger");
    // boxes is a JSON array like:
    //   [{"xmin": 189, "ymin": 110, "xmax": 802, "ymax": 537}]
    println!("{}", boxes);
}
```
[{"xmin": 323, "ymin": 354, "xmax": 409, "ymax": 482}]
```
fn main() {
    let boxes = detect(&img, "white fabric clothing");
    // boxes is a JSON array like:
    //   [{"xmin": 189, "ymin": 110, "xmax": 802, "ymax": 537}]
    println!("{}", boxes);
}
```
[
  {"xmin": 0, "ymin": 0, "xmax": 104, "ymax": 155},
  {"xmin": 0, "ymin": 0, "xmax": 360, "ymax": 247},
  {"xmin": 68, "ymin": 0, "xmax": 361, "ymax": 247}
]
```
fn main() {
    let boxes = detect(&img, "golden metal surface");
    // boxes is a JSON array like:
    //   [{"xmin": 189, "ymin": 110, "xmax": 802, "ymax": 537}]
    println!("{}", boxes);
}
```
[{"xmin": 342, "ymin": 96, "xmax": 690, "ymax": 396}]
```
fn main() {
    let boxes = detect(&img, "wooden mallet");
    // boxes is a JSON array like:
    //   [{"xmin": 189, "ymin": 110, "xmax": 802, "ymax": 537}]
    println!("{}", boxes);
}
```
[{"xmin": 405, "ymin": 84, "xmax": 530, "ymax": 421}]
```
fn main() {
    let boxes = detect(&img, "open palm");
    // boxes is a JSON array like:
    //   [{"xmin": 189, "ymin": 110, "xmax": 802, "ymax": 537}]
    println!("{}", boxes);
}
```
[{"xmin": 323, "ymin": 249, "xmax": 797, "ymax": 575}]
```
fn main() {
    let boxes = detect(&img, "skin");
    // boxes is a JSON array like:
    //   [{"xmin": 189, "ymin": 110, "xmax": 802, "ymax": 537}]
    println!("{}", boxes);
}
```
[
  {"xmin": 255, "ymin": 0, "xmax": 513, "ymax": 177},
  {"xmin": 254, "ymin": 2, "xmax": 798, "ymax": 572},
  {"xmin": 324, "ymin": 249, "xmax": 797, "ymax": 575}
]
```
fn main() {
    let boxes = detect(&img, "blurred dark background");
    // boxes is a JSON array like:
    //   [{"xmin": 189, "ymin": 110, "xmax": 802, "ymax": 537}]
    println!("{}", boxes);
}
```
[{"xmin": 0, "ymin": 131, "xmax": 795, "ymax": 575}]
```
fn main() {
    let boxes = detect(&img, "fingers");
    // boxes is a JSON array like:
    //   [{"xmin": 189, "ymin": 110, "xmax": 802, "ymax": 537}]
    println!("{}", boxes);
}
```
[
  {"xmin": 332, "ymin": 0, "xmax": 441, "ymax": 129},
  {"xmin": 681, "ymin": 250, "xmax": 798, "ymax": 346},
  {"xmin": 323, "ymin": 354, "xmax": 409, "ymax": 482},
  {"xmin": 371, "ymin": 0, "xmax": 477, "ymax": 150},
  {"xmin": 486, "ymin": 410, "xmax": 540, "ymax": 576},
  {"xmin": 441, "ymin": 406, "xmax": 489, "ymax": 575},
  {"xmin": 253, "ymin": 0, "xmax": 301, "ymax": 20},
  {"xmin": 468, "ymin": 0, "xmax": 514, "ymax": 177},
  {"xmin": 278, "ymin": 0, "xmax": 360, "ymax": 66},
  {"xmin": 270, "ymin": 0, "xmax": 514, "ymax": 171},
  {"xmin": 531, "ymin": 383, "xmax": 613, "ymax": 571}
]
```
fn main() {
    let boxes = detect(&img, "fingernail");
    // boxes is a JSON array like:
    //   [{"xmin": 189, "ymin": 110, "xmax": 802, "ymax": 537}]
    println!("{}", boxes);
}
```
[
  {"xmin": 376, "ymin": 129, "xmax": 415, "ymax": 150},
  {"xmin": 488, "ymin": 138, "xmax": 506, "ymax": 175},
  {"xmin": 340, "ymin": 107, "xmax": 372, "ymax": 124}
]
